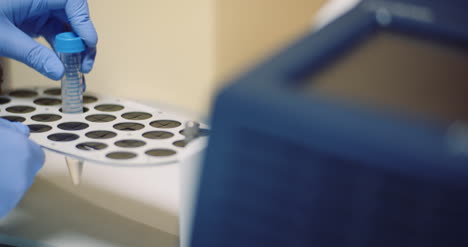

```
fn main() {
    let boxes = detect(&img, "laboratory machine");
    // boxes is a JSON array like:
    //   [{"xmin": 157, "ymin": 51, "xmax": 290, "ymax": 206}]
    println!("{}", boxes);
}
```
[{"xmin": 190, "ymin": 0, "xmax": 468, "ymax": 246}]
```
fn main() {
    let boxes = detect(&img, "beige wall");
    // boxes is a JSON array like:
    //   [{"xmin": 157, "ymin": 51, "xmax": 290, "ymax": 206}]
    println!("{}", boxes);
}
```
[
  {"xmin": 215, "ymin": 0, "xmax": 326, "ymax": 83},
  {"xmin": 87, "ymin": 0, "xmax": 215, "ymax": 115}
]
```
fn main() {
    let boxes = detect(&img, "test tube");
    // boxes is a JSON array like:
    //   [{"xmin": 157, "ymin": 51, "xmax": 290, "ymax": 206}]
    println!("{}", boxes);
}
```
[
  {"xmin": 55, "ymin": 32, "xmax": 85, "ymax": 114},
  {"xmin": 55, "ymin": 32, "xmax": 86, "ymax": 185}
]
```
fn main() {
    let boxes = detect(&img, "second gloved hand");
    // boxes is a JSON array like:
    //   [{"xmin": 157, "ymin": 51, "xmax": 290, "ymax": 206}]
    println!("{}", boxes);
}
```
[
  {"xmin": 0, "ymin": 0, "xmax": 98, "ymax": 80},
  {"xmin": 0, "ymin": 119, "xmax": 45, "ymax": 218}
]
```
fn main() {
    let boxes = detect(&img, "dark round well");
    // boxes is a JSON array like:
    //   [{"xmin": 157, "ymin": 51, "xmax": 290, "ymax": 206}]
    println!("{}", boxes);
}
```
[
  {"xmin": 47, "ymin": 133, "xmax": 80, "ymax": 142},
  {"xmin": 85, "ymin": 114, "xmax": 116, "ymax": 123},
  {"xmin": 95, "ymin": 104, "xmax": 124, "ymax": 112},
  {"xmin": 85, "ymin": 130, "xmax": 117, "ymax": 139},
  {"xmin": 34, "ymin": 98, "xmax": 61, "ymax": 106},
  {"xmin": 6, "ymin": 105, "xmax": 35, "ymax": 114},
  {"xmin": 113, "ymin": 122, "xmax": 145, "ymax": 131},
  {"xmin": 76, "ymin": 142, "xmax": 108, "ymax": 151},
  {"xmin": 142, "ymin": 131, "xmax": 174, "ymax": 140},
  {"xmin": 44, "ymin": 88, "xmax": 61, "ymax": 96},
  {"xmin": 9, "ymin": 90, "xmax": 38, "ymax": 98},
  {"xmin": 83, "ymin": 95, "xmax": 98, "ymax": 104},
  {"xmin": 59, "ymin": 107, "xmax": 89, "ymax": 113},
  {"xmin": 146, "ymin": 149, "xmax": 176, "ymax": 157},
  {"xmin": 0, "ymin": 97, "xmax": 11, "ymax": 105},
  {"xmin": 58, "ymin": 122, "xmax": 89, "ymax": 131},
  {"xmin": 106, "ymin": 152, "xmax": 137, "ymax": 160},
  {"xmin": 31, "ymin": 114, "xmax": 62, "ymax": 122},
  {"xmin": 115, "ymin": 139, "xmax": 146, "ymax": 148},
  {"xmin": 1, "ymin": 116, "xmax": 26, "ymax": 122},
  {"xmin": 121, "ymin": 112, "xmax": 152, "ymax": 120},
  {"xmin": 28, "ymin": 124, "xmax": 52, "ymax": 133},
  {"xmin": 150, "ymin": 120, "xmax": 181, "ymax": 129},
  {"xmin": 173, "ymin": 140, "xmax": 187, "ymax": 148}
]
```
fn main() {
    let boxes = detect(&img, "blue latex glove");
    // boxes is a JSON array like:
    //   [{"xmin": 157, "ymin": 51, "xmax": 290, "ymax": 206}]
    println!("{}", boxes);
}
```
[
  {"xmin": 0, "ymin": 0, "xmax": 98, "ymax": 80},
  {"xmin": 0, "ymin": 118, "xmax": 45, "ymax": 218}
]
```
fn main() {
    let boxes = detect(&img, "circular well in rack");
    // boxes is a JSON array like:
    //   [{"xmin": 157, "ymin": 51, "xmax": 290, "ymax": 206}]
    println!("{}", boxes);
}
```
[
  {"xmin": 106, "ymin": 152, "xmax": 137, "ymax": 160},
  {"xmin": 83, "ymin": 95, "xmax": 98, "ymax": 104},
  {"xmin": 113, "ymin": 122, "xmax": 145, "ymax": 131},
  {"xmin": 6, "ymin": 105, "xmax": 36, "ymax": 114},
  {"xmin": 115, "ymin": 139, "xmax": 146, "ymax": 148},
  {"xmin": 9, "ymin": 90, "xmax": 38, "ymax": 98},
  {"xmin": 76, "ymin": 142, "xmax": 108, "ymax": 151},
  {"xmin": 28, "ymin": 124, "xmax": 52, "ymax": 133},
  {"xmin": 59, "ymin": 107, "xmax": 89, "ymax": 113},
  {"xmin": 34, "ymin": 98, "xmax": 61, "ymax": 106},
  {"xmin": 44, "ymin": 88, "xmax": 61, "ymax": 96},
  {"xmin": 95, "ymin": 104, "xmax": 124, "ymax": 112},
  {"xmin": 142, "ymin": 131, "xmax": 174, "ymax": 140},
  {"xmin": 173, "ymin": 140, "xmax": 187, "ymax": 148},
  {"xmin": 150, "ymin": 120, "xmax": 181, "ymax": 129},
  {"xmin": 1, "ymin": 116, "xmax": 26, "ymax": 122},
  {"xmin": 0, "ymin": 97, "xmax": 11, "ymax": 105},
  {"xmin": 121, "ymin": 112, "xmax": 152, "ymax": 120},
  {"xmin": 146, "ymin": 149, "xmax": 177, "ymax": 157},
  {"xmin": 85, "ymin": 114, "xmax": 117, "ymax": 123},
  {"xmin": 85, "ymin": 130, "xmax": 117, "ymax": 139},
  {"xmin": 48, "ymin": 133, "xmax": 80, "ymax": 142},
  {"xmin": 31, "ymin": 114, "xmax": 62, "ymax": 122},
  {"xmin": 58, "ymin": 122, "xmax": 90, "ymax": 131}
]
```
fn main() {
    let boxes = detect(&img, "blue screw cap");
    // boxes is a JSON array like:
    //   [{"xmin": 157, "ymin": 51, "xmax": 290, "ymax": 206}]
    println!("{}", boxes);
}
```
[{"xmin": 55, "ymin": 32, "xmax": 85, "ymax": 53}]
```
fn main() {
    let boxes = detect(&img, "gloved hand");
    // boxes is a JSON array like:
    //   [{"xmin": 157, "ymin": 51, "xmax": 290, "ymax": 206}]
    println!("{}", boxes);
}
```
[
  {"xmin": 0, "ymin": 118, "xmax": 44, "ymax": 218},
  {"xmin": 0, "ymin": 0, "xmax": 98, "ymax": 80}
]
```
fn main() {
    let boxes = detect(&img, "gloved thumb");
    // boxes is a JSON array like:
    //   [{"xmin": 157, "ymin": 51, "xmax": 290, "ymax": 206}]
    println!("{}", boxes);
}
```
[
  {"xmin": 0, "ymin": 118, "xmax": 30, "ymax": 136},
  {"xmin": 0, "ymin": 24, "xmax": 64, "ymax": 80}
]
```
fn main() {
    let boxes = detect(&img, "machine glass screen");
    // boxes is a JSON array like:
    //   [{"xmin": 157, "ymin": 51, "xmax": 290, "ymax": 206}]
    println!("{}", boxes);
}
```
[{"xmin": 305, "ymin": 32, "xmax": 468, "ymax": 121}]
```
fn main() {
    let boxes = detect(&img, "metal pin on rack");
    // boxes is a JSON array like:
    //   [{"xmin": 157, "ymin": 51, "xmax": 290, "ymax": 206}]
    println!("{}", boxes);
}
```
[{"xmin": 184, "ymin": 121, "xmax": 200, "ymax": 144}]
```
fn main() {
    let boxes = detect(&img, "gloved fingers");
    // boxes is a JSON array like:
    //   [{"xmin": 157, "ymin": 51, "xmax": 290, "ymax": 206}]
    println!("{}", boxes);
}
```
[
  {"xmin": 47, "ymin": 0, "xmax": 98, "ymax": 48},
  {"xmin": 50, "ymin": 8, "xmax": 97, "ymax": 73},
  {"xmin": 0, "ymin": 128, "xmax": 45, "ymax": 218},
  {"xmin": 25, "ymin": 139, "xmax": 46, "ymax": 186},
  {"xmin": 7, "ymin": 0, "xmax": 97, "ymax": 49},
  {"xmin": 0, "ymin": 118, "xmax": 17, "ymax": 130},
  {"xmin": 41, "ymin": 26, "xmax": 95, "ymax": 78},
  {"xmin": 51, "ymin": 9, "xmax": 69, "ymax": 25},
  {"xmin": 81, "ymin": 47, "xmax": 96, "ymax": 73},
  {"xmin": 17, "ymin": 14, "xmax": 50, "ymax": 38},
  {"xmin": 11, "ymin": 123, "xmax": 30, "ymax": 136},
  {"xmin": 0, "ymin": 189, "xmax": 23, "ymax": 218},
  {"xmin": 0, "ymin": 139, "xmax": 44, "ymax": 218},
  {"xmin": 82, "ymin": 75, "xmax": 87, "ymax": 92},
  {"xmin": 0, "ymin": 118, "xmax": 30, "ymax": 136},
  {"xmin": 40, "ymin": 14, "xmax": 95, "ymax": 74},
  {"xmin": 0, "ymin": 23, "xmax": 64, "ymax": 80},
  {"xmin": 40, "ymin": 16, "xmax": 68, "ymax": 50}
]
